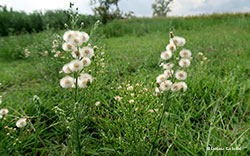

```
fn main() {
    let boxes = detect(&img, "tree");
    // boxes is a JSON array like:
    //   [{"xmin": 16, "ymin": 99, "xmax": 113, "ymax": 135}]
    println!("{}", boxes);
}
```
[
  {"xmin": 152, "ymin": 0, "xmax": 173, "ymax": 17},
  {"xmin": 90, "ymin": 0, "xmax": 122, "ymax": 24}
]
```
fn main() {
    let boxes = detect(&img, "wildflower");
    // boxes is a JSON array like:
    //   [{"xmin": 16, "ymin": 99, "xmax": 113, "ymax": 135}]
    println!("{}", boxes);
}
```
[
  {"xmin": 164, "ymin": 69, "xmax": 173, "ymax": 78},
  {"xmin": 24, "ymin": 49, "xmax": 30, "ymax": 58},
  {"xmin": 95, "ymin": 101, "xmax": 101, "ymax": 106},
  {"xmin": 101, "ymin": 52, "xmax": 105, "ymax": 55},
  {"xmin": 179, "ymin": 58, "xmax": 191, "ymax": 67},
  {"xmin": 155, "ymin": 87, "xmax": 161, "ymax": 96},
  {"xmin": 198, "ymin": 52, "xmax": 203, "ymax": 56},
  {"xmin": 80, "ymin": 32, "xmax": 89, "ymax": 43},
  {"xmin": 0, "ymin": 108, "xmax": 8, "ymax": 115},
  {"xmin": 156, "ymin": 74, "xmax": 167, "ymax": 83},
  {"xmin": 171, "ymin": 83, "xmax": 181, "ymax": 92},
  {"xmin": 81, "ymin": 57, "xmax": 91, "ymax": 67},
  {"xmin": 54, "ymin": 51, "xmax": 61, "ymax": 57},
  {"xmin": 203, "ymin": 57, "xmax": 207, "ymax": 61},
  {"xmin": 114, "ymin": 96, "xmax": 122, "ymax": 101},
  {"xmin": 0, "ymin": 115, "xmax": 2, "ymax": 119},
  {"xmin": 131, "ymin": 93, "xmax": 135, "ymax": 97},
  {"xmin": 43, "ymin": 51, "xmax": 48, "ymax": 56},
  {"xmin": 79, "ymin": 73, "xmax": 93, "ymax": 83},
  {"xmin": 117, "ymin": 86, "xmax": 122, "ymax": 90},
  {"xmin": 160, "ymin": 51, "xmax": 172, "ymax": 60},
  {"xmin": 163, "ymin": 63, "xmax": 174, "ymax": 69},
  {"xmin": 69, "ymin": 60, "xmax": 83, "ymax": 72},
  {"xmin": 179, "ymin": 49, "xmax": 192, "ymax": 58},
  {"xmin": 171, "ymin": 36, "xmax": 186, "ymax": 46},
  {"xmin": 60, "ymin": 76, "xmax": 75, "ymax": 88},
  {"xmin": 80, "ymin": 47, "xmax": 94, "ymax": 58},
  {"xmin": 62, "ymin": 64, "xmax": 72, "ymax": 74},
  {"xmin": 62, "ymin": 42, "xmax": 77, "ymax": 52},
  {"xmin": 127, "ymin": 86, "xmax": 133, "ymax": 91},
  {"xmin": 16, "ymin": 118, "xmax": 27, "ymax": 128},
  {"xmin": 135, "ymin": 108, "xmax": 138, "ymax": 111},
  {"xmin": 159, "ymin": 80, "xmax": 172, "ymax": 91},
  {"xmin": 179, "ymin": 82, "xmax": 188, "ymax": 91},
  {"xmin": 175, "ymin": 70, "xmax": 187, "ymax": 80},
  {"xmin": 63, "ymin": 30, "xmax": 75, "ymax": 42},
  {"xmin": 166, "ymin": 43, "xmax": 176, "ymax": 52},
  {"xmin": 129, "ymin": 99, "xmax": 134, "ymax": 104},
  {"xmin": 143, "ymin": 88, "xmax": 148, "ymax": 91}
]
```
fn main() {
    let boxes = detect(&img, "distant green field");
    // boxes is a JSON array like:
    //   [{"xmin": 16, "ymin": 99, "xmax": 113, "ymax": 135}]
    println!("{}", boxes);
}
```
[{"xmin": 0, "ymin": 13, "xmax": 249, "ymax": 155}]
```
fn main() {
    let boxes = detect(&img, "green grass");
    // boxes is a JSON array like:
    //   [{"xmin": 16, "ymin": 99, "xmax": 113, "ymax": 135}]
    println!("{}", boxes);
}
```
[{"xmin": 0, "ymin": 13, "xmax": 250, "ymax": 155}]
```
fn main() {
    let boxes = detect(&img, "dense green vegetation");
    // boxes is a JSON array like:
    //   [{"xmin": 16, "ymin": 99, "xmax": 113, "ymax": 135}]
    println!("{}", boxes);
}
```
[
  {"xmin": 0, "ymin": 13, "xmax": 249, "ymax": 155},
  {"xmin": 0, "ymin": 5, "xmax": 99, "ymax": 36}
]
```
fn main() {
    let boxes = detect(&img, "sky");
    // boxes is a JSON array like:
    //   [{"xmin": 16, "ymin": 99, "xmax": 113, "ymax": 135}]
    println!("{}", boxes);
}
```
[{"xmin": 1, "ymin": 0, "xmax": 250, "ymax": 17}]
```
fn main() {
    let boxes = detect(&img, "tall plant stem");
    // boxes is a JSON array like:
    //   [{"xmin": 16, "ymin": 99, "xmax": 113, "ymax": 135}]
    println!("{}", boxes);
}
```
[
  {"xmin": 74, "ymin": 73, "xmax": 81, "ymax": 156},
  {"xmin": 148, "ymin": 95, "xmax": 168, "ymax": 156}
]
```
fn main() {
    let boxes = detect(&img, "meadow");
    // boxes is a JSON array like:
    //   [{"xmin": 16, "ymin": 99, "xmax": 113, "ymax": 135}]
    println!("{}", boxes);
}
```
[{"xmin": 0, "ymin": 13, "xmax": 249, "ymax": 155}]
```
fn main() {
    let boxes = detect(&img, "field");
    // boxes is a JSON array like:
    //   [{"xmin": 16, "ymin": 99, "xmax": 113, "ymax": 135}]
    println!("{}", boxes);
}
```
[{"xmin": 0, "ymin": 13, "xmax": 249, "ymax": 155}]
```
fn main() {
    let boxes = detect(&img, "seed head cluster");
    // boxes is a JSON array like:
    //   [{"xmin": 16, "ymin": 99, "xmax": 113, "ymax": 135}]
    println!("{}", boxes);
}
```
[{"xmin": 155, "ymin": 32, "xmax": 192, "ymax": 94}]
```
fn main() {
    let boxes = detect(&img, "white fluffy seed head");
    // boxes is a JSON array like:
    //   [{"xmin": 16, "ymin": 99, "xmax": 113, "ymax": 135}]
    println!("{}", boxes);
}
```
[
  {"xmin": 160, "ymin": 80, "xmax": 173, "ymax": 91},
  {"xmin": 80, "ymin": 32, "xmax": 90, "ymax": 43},
  {"xmin": 81, "ymin": 57, "xmax": 91, "ymax": 67},
  {"xmin": 160, "ymin": 51, "xmax": 172, "ymax": 60},
  {"xmin": 62, "ymin": 42, "xmax": 77, "ymax": 52},
  {"xmin": 171, "ymin": 36, "xmax": 186, "ymax": 47},
  {"xmin": 0, "ymin": 108, "xmax": 8, "ymax": 115},
  {"xmin": 16, "ymin": 118, "xmax": 27, "ymax": 128},
  {"xmin": 163, "ymin": 63, "xmax": 174, "ymax": 69},
  {"xmin": 78, "ymin": 79, "xmax": 88, "ymax": 88},
  {"xmin": 171, "ymin": 83, "xmax": 181, "ymax": 92},
  {"xmin": 180, "ymin": 49, "xmax": 192, "ymax": 58},
  {"xmin": 79, "ymin": 73, "xmax": 93, "ymax": 84},
  {"xmin": 62, "ymin": 64, "xmax": 72, "ymax": 74},
  {"xmin": 129, "ymin": 99, "xmax": 134, "ymax": 104},
  {"xmin": 179, "ymin": 82, "xmax": 188, "ymax": 91},
  {"xmin": 179, "ymin": 58, "xmax": 191, "ymax": 67},
  {"xmin": 156, "ymin": 74, "xmax": 167, "ymax": 83},
  {"xmin": 69, "ymin": 60, "xmax": 83, "ymax": 72},
  {"xmin": 63, "ymin": 30, "xmax": 75, "ymax": 42},
  {"xmin": 127, "ymin": 86, "xmax": 133, "ymax": 91},
  {"xmin": 60, "ymin": 76, "xmax": 75, "ymax": 88},
  {"xmin": 166, "ymin": 43, "xmax": 176, "ymax": 52},
  {"xmin": 71, "ymin": 50, "xmax": 81, "ymax": 59},
  {"xmin": 164, "ymin": 69, "xmax": 174, "ymax": 78},
  {"xmin": 80, "ymin": 47, "xmax": 94, "ymax": 58},
  {"xmin": 175, "ymin": 70, "xmax": 187, "ymax": 80}
]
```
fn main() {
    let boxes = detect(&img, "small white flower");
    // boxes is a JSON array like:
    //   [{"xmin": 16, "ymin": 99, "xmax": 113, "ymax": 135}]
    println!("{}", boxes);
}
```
[
  {"xmin": 155, "ymin": 87, "xmax": 160, "ymax": 95},
  {"xmin": 160, "ymin": 80, "xmax": 172, "ymax": 91},
  {"xmin": 63, "ymin": 30, "xmax": 75, "ymax": 42},
  {"xmin": 79, "ymin": 73, "xmax": 93, "ymax": 83},
  {"xmin": 69, "ymin": 60, "xmax": 83, "ymax": 72},
  {"xmin": 80, "ymin": 32, "xmax": 89, "ymax": 43},
  {"xmin": 60, "ymin": 76, "xmax": 75, "ymax": 88},
  {"xmin": 95, "ymin": 101, "xmax": 101, "ymax": 106},
  {"xmin": 203, "ymin": 57, "xmax": 207, "ymax": 61},
  {"xmin": 171, "ymin": 83, "xmax": 181, "ymax": 92},
  {"xmin": 127, "ymin": 86, "xmax": 133, "ymax": 91},
  {"xmin": 0, "ymin": 108, "xmax": 8, "ymax": 115},
  {"xmin": 156, "ymin": 74, "xmax": 167, "ymax": 83},
  {"xmin": 179, "ymin": 58, "xmax": 191, "ymax": 67},
  {"xmin": 166, "ymin": 43, "xmax": 176, "ymax": 52},
  {"xmin": 143, "ymin": 88, "xmax": 148, "ymax": 91},
  {"xmin": 16, "ymin": 118, "xmax": 27, "ymax": 128},
  {"xmin": 179, "ymin": 49, "xmax": 192, "ymax": 58},
  {"xmin": 80, "ymin": 47, "xmax": 94, "ymax": 58},
  {"xmin": 198, "ymin": 52, "xmax": 203, "ymax": 56},
  {"xmin": 0, "ymin": 115, "xmax": 2, "ymax": 119},
  {"xmin": 62, "ymin": 64, "xmax": 72, "ymax": 74},
  {"xmin": 131, "ymin": 93, "xmax": 135, "ymax": 97},
  {"xmin": 62, "ymin": 42, "xmax": 77, "ymax": 52},
  {"xmin": 179, "ymin": 82, "xmax": 188, "ymax": 91},
  {"xmin": 175, "ymin": 70, "xmax": 187, "ymax": 80},
  {"xmin": 171, "ymin": 36, "xmax": 186, "ymax": 47},
  {"xmin": 78, "ymin": 79, "xmax": 88, "ymax": 88},
  {"xmin": 114, "ymin": 96, "xmax": 122, "ymax": 101},
  {"xmin": 81, "ymin": 57, "xmax": 91, "ymax": 67},
  {"xmin": 129, "ymin": 99, "xmax": 134, "ymax": 104},
  {"xmin": 117, "ymin": 86, "xmax": 122, "ymax": 90},
  {"xmin": 163, "ymin": 63, "xmax": 174, "ymax": 69},
  {"xmin": 164, "ymin": 69, "xmax": 174, "ymax": 78},
  {"xmin": 160, "ymin": 51, "xmax": 172, "ymax": 60}
]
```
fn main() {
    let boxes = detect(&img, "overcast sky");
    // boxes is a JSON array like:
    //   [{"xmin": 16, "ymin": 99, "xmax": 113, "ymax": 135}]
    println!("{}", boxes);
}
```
[{"xmin": 1, "ymin": 0, "xmax": 250, "ymax": 17}]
